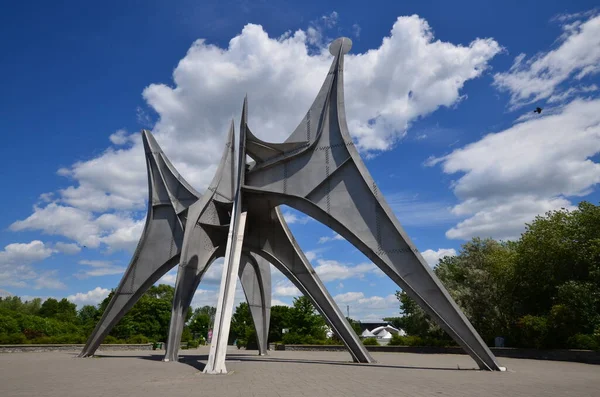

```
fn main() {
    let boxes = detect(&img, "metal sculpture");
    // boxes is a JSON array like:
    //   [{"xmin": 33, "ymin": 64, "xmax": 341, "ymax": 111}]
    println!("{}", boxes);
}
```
[{"xmin": 80, "ymin": 37, "xmax": 504, "ymax": 373}]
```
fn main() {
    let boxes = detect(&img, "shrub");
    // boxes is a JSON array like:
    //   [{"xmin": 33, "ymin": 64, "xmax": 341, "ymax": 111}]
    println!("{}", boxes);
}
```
[
  {"xmin": 567, "ymin": 334, "xmax": 599, "ymax": 351},
  {"xmin": 516, "ymin": 315, "xmax": 548, "ymax": 349},
  {"xmin": 388, "ymin": 334, "xmax": 406, "ymax": 346},
  {"xmin": 103, "ymin": 335, "xmax": 123, "ymax": 344},
  {"xmin": 235, "ymin": 338, "xmax": 247, "ymax": 349},
  {"xmin": 387, "ymin": 334, "xmax": 453, "ymax": 347},
  {"xmin": 128, "ymin": 334, "xmax": 150, "ymax": 344},
  {"xmin": 362, "ymin": 338, "xmax": 379, "ymax": 345},
  {"xmin": 187, "ymin": 340, "xmax": 199, "ymax": 349},
  {"xmin": 0, "ymin": 333, "xmax": 27, "ymax": 344}
]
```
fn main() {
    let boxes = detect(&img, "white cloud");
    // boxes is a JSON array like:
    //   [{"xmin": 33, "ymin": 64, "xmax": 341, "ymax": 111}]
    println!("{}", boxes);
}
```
[
  {"xmin": 158, "ymin": 269, "xmax": 178, "ymax": 285},
  {"xmin": 109, "ymin": 129, "xmax": 133, "ymax": 145},
  {"xmin": 10, "ymin": 203, "xmax": 145, "ymax": 252},
  {"xmin": 429, "ymin": 98, "xmax": 600, "ymax": 240},
  {"xmin": 421, "ymin": 248, "xmax": 457, "ymax": 267},
  {"xmin": 271, "ymin": 298, "xmax": 291, "ymax": 307},
  {"xmin": 0, "ymin": 241, "xmax": 58, "ymax": 289},
  {"xmin": 317, "ymin": 233, "xmax": 344, "ymax": 244},
  {"xmin": 446, "ymin": 196, "xmax": 575, "ymax": 241},
  {"xmin": 282, "ymin": 210, "xmax": 310, "ymax": 225},
  {"xmin": 314, "ymin": 259, "xmax": 378, "ymax": 282},
  {"xmin": 10, "ymin": 16, "xmax": 499, "ymax": 273},
  {"xmin": 189, "ymin": 285, "xmax": 246, "ymax": 309},
  {"xmin": 34, "ymin": 270, "xmax": 67, "ymax": 290},
  {"xmin": 333, "ymin": 292, "xmax": 398, "ymax": 320},
  {"xmin": 67, "ymin": 287, "xmax": 111, "ymax": 307},
  {"xmin": 76, "ymin": 260, "xmax": 126, "ymax": 278},
  {"xmin": 0, "ymin": 240, "xmax": 54, "ymax": 264},
  {"xmin": 334, "ymin": 291, "xmax": 365, "ymax": 303},
  {"xmin": 386, "ymin": 193, "xmax": 458, "ymax": 226},
  {"xmin": 54, "ymin": 242, "xmax": 81, "ymax": 255},
  {"xmin": 273, "ymin": 281, "xmax": 300, "ymax": 297},
  {"xmin": 494, "ymin": 12, "xmax": 600, "ymax": 108},
  {"xmin": 10, "ymin": 204, "xmax": 102, "ymax": 247}
]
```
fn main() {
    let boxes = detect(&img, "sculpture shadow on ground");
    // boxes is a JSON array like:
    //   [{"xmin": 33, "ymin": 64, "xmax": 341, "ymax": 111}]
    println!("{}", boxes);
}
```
[{"xmin": 91, "ymin": 351, "xmax": 478, "ymax": 372}]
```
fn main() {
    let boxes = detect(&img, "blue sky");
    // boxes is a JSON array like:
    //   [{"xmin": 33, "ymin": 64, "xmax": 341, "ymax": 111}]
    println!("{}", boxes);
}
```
[{"xmin": 1, "ymin": 1, "xmax": 599, "ymax": 321}]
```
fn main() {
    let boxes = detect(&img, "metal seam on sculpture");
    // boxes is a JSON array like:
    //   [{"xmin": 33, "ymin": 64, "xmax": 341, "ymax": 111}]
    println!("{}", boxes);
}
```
[
  {"xmin": 373, "ymin": 182, "xmax": 382, "ymax": 252},
  {"xmin": 283, "ymin": 161, "xmax": 288, "ymax": 194},
  {"xmin": 315, "ymin": 141, "xmax": 354, "ymax": 151},
  {"xmin": 246, "ymin": 142, "xmax": 311, "ymax": 171},
  {"xmin": 325, "ymin": 150, "xmax": 331, "ymax": 215},
  {"xmin": 307, "ymin": 110, "xmax": 311, "ymax": 141},
  {"xmin": 168, "ymin": 207, "xmax": 177, "ymax": 259},
  {"xmin": 381, "ymin": 247, "xmax": 414, "ymax": 254}
]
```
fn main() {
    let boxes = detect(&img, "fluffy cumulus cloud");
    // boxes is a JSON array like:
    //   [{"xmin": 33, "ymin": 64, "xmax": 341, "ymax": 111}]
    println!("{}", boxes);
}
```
[
  {"xmin": 10, "ymin": 203, "xmax": 145, "ymax": 252},
  {"xmin": 8, "ymin": 15, "xmax": 500, "ymax": 257},
  {"xmin": 189, "ymin": 284, "xmax": 246, "ymax": 309},
  {"xmin": 67, "ymin": 287, "xmax": 111, "ymax": 307},
  {"xmin": 317, "ymin": 233, "xmax": 344, "ymax": 244},
  {"xmin": 53, "ymin": 242, "xmax": 81, "ymax": 255},
  {"xmin": 421, "ymin": 248, "xmax": 457, "ymax": 267},
  {"xmin": 425, "ymin": 11, "xmax": 600, "ymax": 241},
  {"xmin": 75, "ymin": 260, "xmax": 126, "ymax": 279},
  {"xmin": 494, "ymin": 12, "xmax": 600, "ymax": 109},
  {"xmin": 386, "ymin": 193, "xmax": 457, "ymax": 226},
  {"xmin": 430, "ymin": 97, "xmax": 600, "ymax": 240},
  {"xmin": 273, "ymin": 280, "xmax": 300, "ymax": 297},
  {"xmin": 281, "ymin": 210, "xmax": 310, "ymax": 225},
  {"xmin": 314, "ymin": 259, "xmax": 379, "ymax": 282},
  {"xmin": 0, "ymin": 240, "xmax": 64, "ymax": 290},
  {"xmin": 333, "ymin": 291, "xmax": 398, "ymax": 320}
]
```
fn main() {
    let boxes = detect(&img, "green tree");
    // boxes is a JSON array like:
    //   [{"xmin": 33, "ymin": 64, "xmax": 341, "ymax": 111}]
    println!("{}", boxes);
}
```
[
  {"xmin": 22, "ymin": 298, "xmax": 42, "ymax": 315},
  {"xmin": 97, "ymin": 284, "xmax": 176, "ymax": 342},
  {"xmin": 188, "ymin": 306, "xmax": 215, "ymax": 341},
  {"xmin": 268, "ymin": 305, "xmax": 291, "ymax": 343},
  {"xmin": 434, "ymin": 238, "xmax": 517, "ymax": 344},
  {"xmin": 230, "ymin": 302, "xmax": 257, "ymax": 348},
  {"xmin": 513, "ymin": 203, "xmax": 600, "ymax": 317},
  {"xmin": 394, "ymin": 291, "xmax": 436, "ymax": 338},
  {"xmin": 39, "ymin": 298, "xmax": 60, "ymax": 318},
  {"xmin": 283, "ymin": 296, "xmax": 326, "ymax": 343}
]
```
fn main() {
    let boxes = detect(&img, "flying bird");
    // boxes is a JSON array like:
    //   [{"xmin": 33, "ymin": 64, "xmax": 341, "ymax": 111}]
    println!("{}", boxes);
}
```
[{"xmin": 533, "ymin": 107, "xmax": 542, "ymax": 114}]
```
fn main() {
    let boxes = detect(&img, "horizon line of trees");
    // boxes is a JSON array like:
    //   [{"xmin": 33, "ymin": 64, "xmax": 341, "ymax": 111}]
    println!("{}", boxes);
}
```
[{"xmin": 1, "ymin": 202, "xmax": 599, "ymax": 351}]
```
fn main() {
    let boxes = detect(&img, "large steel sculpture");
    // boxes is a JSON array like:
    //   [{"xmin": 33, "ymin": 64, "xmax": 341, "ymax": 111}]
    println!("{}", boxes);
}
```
[{"xmin": 80, "ymin": 37, "xmax": 504, "ymax": 372}]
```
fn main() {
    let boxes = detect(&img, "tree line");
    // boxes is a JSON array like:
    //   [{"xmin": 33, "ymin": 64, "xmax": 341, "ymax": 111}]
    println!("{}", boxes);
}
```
[
  {"xmin": 1, "ymin": 202, "xmax": 599, "ymax": 350},
  {"xmin": 386, "ymin": 202, "xmax": 600, "ymax": 350}
]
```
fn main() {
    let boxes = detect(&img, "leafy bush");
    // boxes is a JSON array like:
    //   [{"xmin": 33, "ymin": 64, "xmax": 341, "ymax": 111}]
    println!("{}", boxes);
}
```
[
  {"xmin": 0, "ymin": 333, "xmax": 27, "ymax": 344},
  {"xmin": 128, "ymin": 334, "xmax": 150, "ymax": 344},
  {"xmin": 0, "ymin": 313, "xmax": 20, "ymax": 334},
  {"xmin": 516, "ymin": 315, "xmax": 548, "ymax": 349},
  {"xmin": 567, "ymin": 334, "xmax": 599, "ymax": 350},
  {"xmin": 187, "ymin": 340, "xmax": 199, "ymax": 349},
  {"xmin": 362, "ymin": 338, "xmax": 379, "ymax": 345},
  {"xmin": 387, "ymin": 334, "xmax": 453, "ymax": 347},
  {"xmin": 103, "ymin": 335, "xmax": 124, "ymax": 344}
]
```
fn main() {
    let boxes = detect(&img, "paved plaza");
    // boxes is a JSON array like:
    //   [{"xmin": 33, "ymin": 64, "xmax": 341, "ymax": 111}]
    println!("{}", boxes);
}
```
[{"xmin": 1, "ymin": 347, "xmax": 599, "ymax": 397}]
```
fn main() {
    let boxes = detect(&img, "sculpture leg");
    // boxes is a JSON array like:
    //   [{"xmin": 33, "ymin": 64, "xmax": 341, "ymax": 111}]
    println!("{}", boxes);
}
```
[
  {"xmin": 164, "ymin": 252, "xmax": 220, "ymax": 362},
  {"xmin": 253, "ymin": 189, "xmax": 503, "ymax": 371},
  {"xmin": 239, "ymin": 253, "xmax": 271, "ymax": 355},
  {"xmin": 204, "ymin": 212, "xmax": 248, "ymax": 374},
  {"xmin": 243, "ymin": 201, "xmax": 374, "ymax": 364},
  {"xmin": 79, "ymin": 206, "xmax": 183, "ymax": 357},
  {"xmin": 164, "ymin": 252, "xmax": 270, "ymax": 361}
]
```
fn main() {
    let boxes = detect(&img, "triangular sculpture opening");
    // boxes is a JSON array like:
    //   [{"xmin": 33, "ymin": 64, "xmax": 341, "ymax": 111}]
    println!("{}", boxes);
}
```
[{"xmin": 79, "ymin": 37, "xmax": 503, "ymax": 372}]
